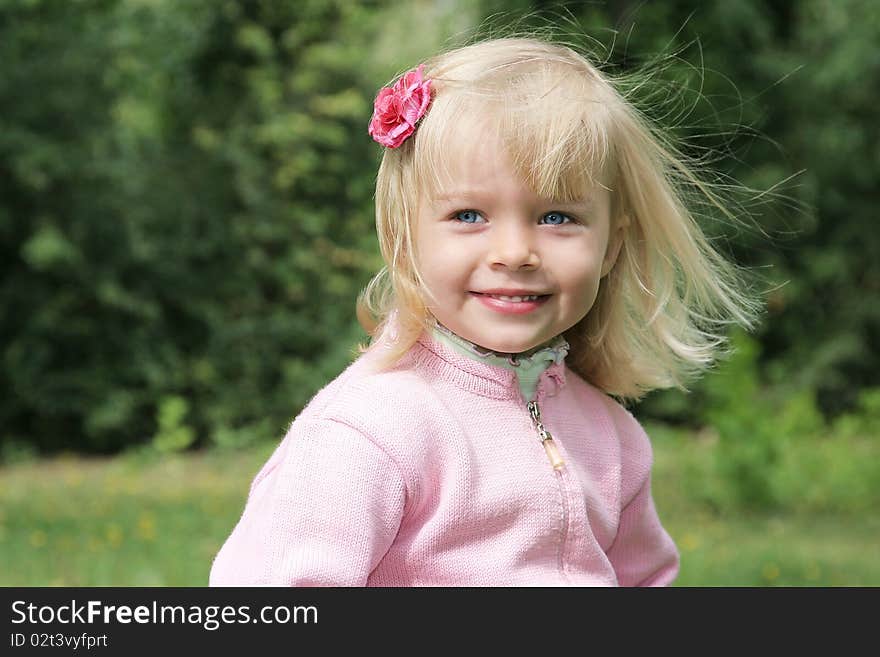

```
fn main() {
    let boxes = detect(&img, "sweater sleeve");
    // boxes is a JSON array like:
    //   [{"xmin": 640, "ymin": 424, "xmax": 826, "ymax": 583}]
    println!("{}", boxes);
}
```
[
  {"xmin": 605, "ymin": 469, "xmax": 679, "ymax": 586},
  {"xmin": 604, "ymin": 410, "xmax": 680, "ymax": 587},
  {"xmin": 209, "ymin": 417, "xmax": 407, "ymax": 586}
]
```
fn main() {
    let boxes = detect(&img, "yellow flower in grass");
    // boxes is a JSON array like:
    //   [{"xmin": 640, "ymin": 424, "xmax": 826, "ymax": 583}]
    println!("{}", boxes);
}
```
[
  {"xmin": 679, "ymin": 532, "xmax": 701, "ymax": 552},
  {"xmin": 30, "ymin": 530, "xmax": 47, "ymax": 548},
  {"xmin": 762, "ymin": 562, "xmax": 780, "ymax": 583},
  {"xmin": 103, "ymin": 475, "xmax": 125, "ymax": 496},
  {"xmin": 136, "ymin": 513, "xmax": 157, "ymax": 541},
  {"xmin": 105, "ymin": 524, "xmax": 124, "ymax": 549}
]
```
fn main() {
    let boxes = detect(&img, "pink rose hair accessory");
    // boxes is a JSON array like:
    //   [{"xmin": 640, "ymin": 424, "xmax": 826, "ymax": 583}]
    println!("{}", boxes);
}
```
[{"xmin": 368, "ymin": 65, "xmax": 433, "ymax": 148}]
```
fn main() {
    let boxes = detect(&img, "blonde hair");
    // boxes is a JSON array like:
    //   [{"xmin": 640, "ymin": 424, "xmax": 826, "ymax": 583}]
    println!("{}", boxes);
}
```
[{"xmin": 357, "ymin": 36, "xmax": 760, "ymax": 401}]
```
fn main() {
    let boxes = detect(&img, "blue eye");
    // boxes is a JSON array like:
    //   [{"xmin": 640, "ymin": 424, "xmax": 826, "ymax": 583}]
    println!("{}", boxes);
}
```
[
  {"xmin": 541, "ymin": 212, "xmax": 572, "ymax": 225},
  {"xmin": 454, "ymin": 210, "xmax": 484, "ymax": 224}
]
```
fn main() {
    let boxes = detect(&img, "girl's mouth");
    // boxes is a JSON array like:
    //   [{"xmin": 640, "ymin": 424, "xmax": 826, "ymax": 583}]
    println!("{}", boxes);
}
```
[{"xmin": 470, "ymin": 292, "xmax": 551, "ymax": 314}]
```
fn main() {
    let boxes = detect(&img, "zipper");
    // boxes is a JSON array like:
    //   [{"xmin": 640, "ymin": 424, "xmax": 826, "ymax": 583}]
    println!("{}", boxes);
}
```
[
  {"xmin": 527, "ymin": 400, "xmax": 565, "ymax": 470},
  {"xmin": 527, "ymin": 398, "xmax": 571, "ymax": 582}
]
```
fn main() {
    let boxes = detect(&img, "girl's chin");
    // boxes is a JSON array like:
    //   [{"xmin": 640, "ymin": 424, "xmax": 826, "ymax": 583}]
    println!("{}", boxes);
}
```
[{"xmin": 433, "ymin": 313, "xmax": 552, "ymax": 354}]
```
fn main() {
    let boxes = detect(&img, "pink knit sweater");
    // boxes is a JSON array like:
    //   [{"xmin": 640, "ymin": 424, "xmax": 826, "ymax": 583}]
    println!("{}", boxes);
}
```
[{"xmin": 209, "ymin": 330, "xmax": 679, "ymax": 586}]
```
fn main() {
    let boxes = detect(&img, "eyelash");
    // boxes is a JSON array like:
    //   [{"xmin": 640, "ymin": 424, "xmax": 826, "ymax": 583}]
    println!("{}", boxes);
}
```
[{"xmin": 452, "ymin": 210, "xmax": 577, "ymax": 225}]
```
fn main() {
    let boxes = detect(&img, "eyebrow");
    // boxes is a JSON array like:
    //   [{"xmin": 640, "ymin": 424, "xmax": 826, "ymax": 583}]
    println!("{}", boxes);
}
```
[
  {"xmin": 431, "ymin": 192, "xmax": 594, "ymax": 208},
  {"xmin": 431, "ymin": 190, "xmax": 487, "ymax": 202}
]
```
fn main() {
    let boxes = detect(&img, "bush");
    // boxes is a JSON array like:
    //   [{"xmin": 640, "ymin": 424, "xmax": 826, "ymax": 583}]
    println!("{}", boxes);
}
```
[
  {"xmin": 0, "ymin": 0, "xmax": 382, "ymax": 456},
  {"xmin": 690, "ymin": 331, "xmax": 879, "ymax": 514}
]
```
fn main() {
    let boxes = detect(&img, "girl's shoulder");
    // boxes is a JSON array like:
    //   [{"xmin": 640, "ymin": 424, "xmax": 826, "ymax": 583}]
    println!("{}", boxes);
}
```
[
  {"xmin": 564, "ymin": 366, "xmax": 654, "ymax": 463},
  {"xmin": 293, "ymin": 344, "xmax": 445, "ymax": 442},
  {"xmin": 270, "ymin": 346, "xmax": 447, "ymax": 502}
]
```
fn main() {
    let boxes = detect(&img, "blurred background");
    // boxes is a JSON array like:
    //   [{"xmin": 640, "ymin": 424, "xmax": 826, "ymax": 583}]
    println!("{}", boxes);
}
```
[{"xmin": 1, "ymin": 0, "xmax": 877, "ymax": 585}]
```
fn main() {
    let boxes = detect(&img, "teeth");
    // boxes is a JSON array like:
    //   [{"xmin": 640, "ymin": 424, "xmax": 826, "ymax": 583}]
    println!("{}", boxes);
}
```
[{"xmin": 488, "ymin": 294, "xmax": 540, "ymax": 302}]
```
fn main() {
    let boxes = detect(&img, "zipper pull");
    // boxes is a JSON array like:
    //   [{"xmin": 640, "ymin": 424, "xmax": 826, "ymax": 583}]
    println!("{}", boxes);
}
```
[{"xmin": 527, "ymin": 400, "xmax": 565, "ymax": 471}]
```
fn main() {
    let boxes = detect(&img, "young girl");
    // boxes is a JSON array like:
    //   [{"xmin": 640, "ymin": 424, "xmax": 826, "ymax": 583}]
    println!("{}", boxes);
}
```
[{"xmin": 209, "ymin": 37, "xmax": 757, "ymax": 586}]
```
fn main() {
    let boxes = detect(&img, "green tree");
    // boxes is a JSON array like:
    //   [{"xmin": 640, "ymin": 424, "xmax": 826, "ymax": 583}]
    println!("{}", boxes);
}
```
[{"xmin": 1, "ymin": 0, "xmax": 383, "ymax": 453}]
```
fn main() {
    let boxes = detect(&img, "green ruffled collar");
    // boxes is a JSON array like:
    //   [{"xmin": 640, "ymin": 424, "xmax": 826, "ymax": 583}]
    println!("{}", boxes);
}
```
[{"xmin": 430, "ymin": 321, "xmax": 569, "ymax": 401}]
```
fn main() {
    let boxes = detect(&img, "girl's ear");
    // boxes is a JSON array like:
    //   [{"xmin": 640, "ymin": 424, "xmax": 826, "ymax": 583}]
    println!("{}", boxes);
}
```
[{"xmin": 601, "ymin": 213, "xmax": 630, "ymax": 277}]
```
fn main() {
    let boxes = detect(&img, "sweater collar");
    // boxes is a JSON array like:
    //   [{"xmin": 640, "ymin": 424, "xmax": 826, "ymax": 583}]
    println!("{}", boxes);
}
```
[{"xmin": 410, "ymin": 320, "xmax": 569, "ymax": 402}]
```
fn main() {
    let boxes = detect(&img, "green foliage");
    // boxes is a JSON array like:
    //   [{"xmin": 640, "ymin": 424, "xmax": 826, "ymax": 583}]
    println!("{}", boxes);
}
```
[
  {"xmin": 832, "ymin": 388, "xmax": 880, "ymax": 440},
  {"xmin": 0, "ymin": 0, "xmax": 399, "ymax": 455},
  {"xmin": 702, "ymin": 332, "xmax": 783, "ymax": 509},
  {"xmin": 151, "ymin": 396, "xmax": 195, "ymax": 453},
  {"xmin": 679, "ymin": 331, "xmax": 880, "ymax": 513}
]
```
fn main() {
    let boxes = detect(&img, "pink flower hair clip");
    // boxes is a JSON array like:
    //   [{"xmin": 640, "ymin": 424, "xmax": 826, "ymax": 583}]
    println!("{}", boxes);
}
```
[{"xmin": 368, "ymin": 65, "xmax": 433, "ymax": 148}]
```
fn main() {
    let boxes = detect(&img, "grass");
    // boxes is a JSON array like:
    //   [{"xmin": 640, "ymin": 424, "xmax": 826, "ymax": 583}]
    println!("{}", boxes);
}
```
[
  {"xmin": 0, "ymin": 430, "xmax": 877, "ymax": 586},
  {"xmin": 665, "ymin": 510, "xmax": 880, "ymax": 586},
  {"xmin": 649, "ymin": 422, "xmax": 880, "ymax": 586},
  {"xmin": 0, "ymin": 445, "xmax": 275, "ymax": 586}
]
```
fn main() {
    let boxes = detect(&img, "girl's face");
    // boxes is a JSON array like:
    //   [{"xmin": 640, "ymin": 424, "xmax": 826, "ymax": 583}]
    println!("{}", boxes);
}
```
[{"xmin": 415, "ymin": 136, "xmax": 621, "ymax": 354}]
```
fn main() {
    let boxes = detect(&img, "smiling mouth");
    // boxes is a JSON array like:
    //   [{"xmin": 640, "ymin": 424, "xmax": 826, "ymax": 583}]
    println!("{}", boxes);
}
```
[{"xmin": 472, "ymin": 292, "xmax": 552, "ymax": 302}]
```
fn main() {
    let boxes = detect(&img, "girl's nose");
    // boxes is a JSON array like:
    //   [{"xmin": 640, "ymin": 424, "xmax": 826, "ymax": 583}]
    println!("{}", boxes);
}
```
[{"xmin": 486, "ymin": 224, "xmax": 541, "ymax": 270}]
